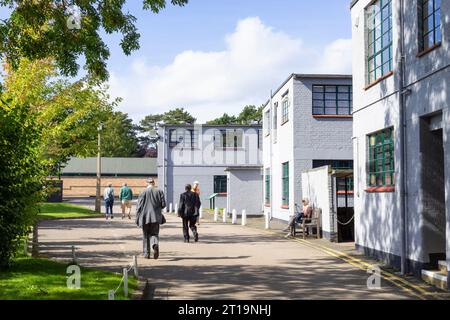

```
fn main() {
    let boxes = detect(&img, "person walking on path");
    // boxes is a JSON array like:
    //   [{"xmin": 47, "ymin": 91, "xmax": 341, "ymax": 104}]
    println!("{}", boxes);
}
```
[
  {"xmin": 103, "ymin": 184, "xmax": 115, "ymax": 220},
  {"xmin": 192, "ymin": 181, "xmax": 201, "ymax": 225},
  {"xmin": 135, "ymin": 178, "xmax": 166, "ymax": 260},
  {"xmin": 119, "ymin": 183, "xmax": 133, "ymax": 219},
  {"xmin": 178, "ymin": 184, "xmax": 201, "ymax": 243}
]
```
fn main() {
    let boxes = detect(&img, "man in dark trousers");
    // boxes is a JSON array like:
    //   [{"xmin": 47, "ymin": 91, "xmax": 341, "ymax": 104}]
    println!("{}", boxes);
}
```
[
  {"xmin": 135, "ymin": 178, "xmax": 166, "ymax": 259},
  {"xmin": 178, "ymin": 184, "xmax": 201, "ymax": 243}
]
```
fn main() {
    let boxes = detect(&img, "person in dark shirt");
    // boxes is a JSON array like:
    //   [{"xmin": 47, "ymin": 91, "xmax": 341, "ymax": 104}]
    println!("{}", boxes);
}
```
[{"xmin": 178, "ymin": 184, "xmax": 201, "ymax": 243}]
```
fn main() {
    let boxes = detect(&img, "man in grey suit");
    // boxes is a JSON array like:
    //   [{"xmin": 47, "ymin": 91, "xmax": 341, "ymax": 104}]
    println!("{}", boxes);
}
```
[{"xmin": 135, "ymin": 178, "xmax": 166, "ymax": 259}]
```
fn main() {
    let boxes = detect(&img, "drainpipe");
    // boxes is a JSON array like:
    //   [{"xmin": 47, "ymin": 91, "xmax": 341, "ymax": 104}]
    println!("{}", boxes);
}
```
[
  {"xmin": 398, "ymin": 0, "xmax": 409, "ymax": 275},
  {"xmin": 269, "ymin": 90, "xmax": 274, "ymax": 221},
  {"xmin": 162, "ymin": 126, "xmax": 168, "ymax": 200}
]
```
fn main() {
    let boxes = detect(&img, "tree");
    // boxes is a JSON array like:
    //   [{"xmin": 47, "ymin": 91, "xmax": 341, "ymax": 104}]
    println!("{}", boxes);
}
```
[
  {"xmin": 162, "ymin": 108, "xmax": 196, "ymax": 124},
  {"xmin": 0, "ymin": 0, "xmax": 189, "ymax": 81},
  {"xmin": 99, "ymin": 111, "xmax": 140, "ymax": 157},
  {"xmin": 237, "ymin": 105, "xmax": 263, "ymax": 125},
  {"xmin": 207, "ymin": 105, "xmax": 263, "ymax": 125},
  {"xmin": 206, "ymin": 113, "xmax": 237, "ymax": 125},
  {"xmin": 2, "ymin": 59, "xmax": 116, "ymax": 174}
]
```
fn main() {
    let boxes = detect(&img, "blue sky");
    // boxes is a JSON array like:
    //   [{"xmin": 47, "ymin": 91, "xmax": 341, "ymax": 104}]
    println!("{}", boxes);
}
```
[{"xmin": 1, "ymin": 0, "xmax": 354, "ymax": 123}]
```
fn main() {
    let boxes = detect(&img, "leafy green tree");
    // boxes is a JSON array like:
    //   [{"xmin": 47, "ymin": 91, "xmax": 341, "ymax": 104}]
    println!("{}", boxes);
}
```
[
  {"xmin": 207, "ymin": 113, "xmax": 238, "ymax": 125},
  {"xmin": 162, "ymin": 107, "xmax": 196, "ymax": 124},
  {"xmin": 0, "ymin": 0, "xmax": 189, "ymax": 81},
  {"xmin": 2, "ymin": 59, "xmax": 116, "ymax": 174},
  {"xmin": 237, "ymin": 105, "xmax": 263, "ymax": 125},
  {"xmin": 0, "ymin": 102, "xmax": 44, "ymax": 268},
  {"xmin": 100, "ymin": 111, "xmax": 140, "ymax": 157}
]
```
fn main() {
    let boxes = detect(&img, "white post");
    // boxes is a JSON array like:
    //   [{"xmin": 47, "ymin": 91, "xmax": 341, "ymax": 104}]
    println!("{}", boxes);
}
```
[
  {"xmin": 265, "ymin": 212, "xmax": 270, "ymax": 230},
  {"xmin": 133, "ymin": 255, "xmax": 138, "ymax": 278},
  {"xmin": 223, "ymin": 208, "xmax": 227, "ymax": 223},
  {"xmin": 199, "ymin": 206, "xmax": 203, "ymax": 219},
  {"xmin": 169, "ymin": 203, "xmax": 173, "ymax": 213},
  {"xmin": 175, "ymin": 203, "xmax": 178, "ymax": 215},
  {"xmin": 123, "ymin": 268, "xmax": 128, "ymax": 298},
  {"xmin": 214, "ymin": 208, "xmax": 219, "ymax": 222},
  {"xmin": 242, "ymin": 210, "xmax": 247, "ymax": 226},
  {"xmin": 232, "ymin": 209, "xmax": 237, "ymax": 225},
  {"xmin": 24, "ymin": 238, "xmax": 28, "ymax": 256},
  {"xmin": 72, "ymin": 245, "xmax": 77, "ymax": 263},
  {"xmin": 108, "ymin": 290, "xmax": 115, "ymax": 300}
]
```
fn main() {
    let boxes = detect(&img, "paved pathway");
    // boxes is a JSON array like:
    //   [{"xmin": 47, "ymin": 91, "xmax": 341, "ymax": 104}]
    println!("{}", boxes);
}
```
[{"xmin": 38, "ymin": 198, "xmax": 418, "ymax": 300}]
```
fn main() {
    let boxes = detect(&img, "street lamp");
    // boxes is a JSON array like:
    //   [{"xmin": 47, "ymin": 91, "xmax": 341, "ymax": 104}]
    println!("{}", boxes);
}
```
[{"xmin": 95, "ymin": 123, "xmax": 103, "ymax": 213}]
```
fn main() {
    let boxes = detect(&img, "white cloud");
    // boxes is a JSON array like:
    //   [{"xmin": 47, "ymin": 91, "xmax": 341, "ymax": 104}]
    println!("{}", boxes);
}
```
[{"xmin": 109, "ymin": 17, "xmax": 352, "ymax": 123}]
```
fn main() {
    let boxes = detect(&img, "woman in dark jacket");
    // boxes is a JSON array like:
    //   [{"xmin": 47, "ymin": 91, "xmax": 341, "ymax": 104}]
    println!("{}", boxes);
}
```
[{"xmin": 178, "ymin": 184, "xmax": 201, "ymax": 243}]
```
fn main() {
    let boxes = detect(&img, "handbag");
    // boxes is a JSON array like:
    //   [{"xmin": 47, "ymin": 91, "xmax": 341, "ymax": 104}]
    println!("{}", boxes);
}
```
[{"xmin": 161, "ymin": 214, "xmax": 167, "ymax": 225}]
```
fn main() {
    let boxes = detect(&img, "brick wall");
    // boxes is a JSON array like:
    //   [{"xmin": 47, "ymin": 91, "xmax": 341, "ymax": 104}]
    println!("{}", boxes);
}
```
[{"xmin": 61, "ymin": 176, "xmax": 158, "ymax": 197}]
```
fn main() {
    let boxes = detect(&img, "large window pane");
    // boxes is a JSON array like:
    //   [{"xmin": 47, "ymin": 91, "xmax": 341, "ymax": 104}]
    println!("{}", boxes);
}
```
[
  {"xmin": 312, "ymin": 85, "xmax": 352, "ymax": 116},
  {"xmin": 420, "ymin": 0, "xmax": 441, "ymax": 51}
]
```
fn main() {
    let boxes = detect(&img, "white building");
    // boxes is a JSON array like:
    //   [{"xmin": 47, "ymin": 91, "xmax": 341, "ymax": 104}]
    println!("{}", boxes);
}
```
[
  {"xmin": 262, "ymin": 74, "xmax": 354, "ymax": 224},
  {"xmin": 350, "ymin": 0, "xmax": 450, "ymax": 287}
]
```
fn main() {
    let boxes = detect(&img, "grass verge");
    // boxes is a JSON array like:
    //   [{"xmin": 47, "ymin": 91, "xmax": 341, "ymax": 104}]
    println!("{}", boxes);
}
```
[
  {"xmin": 38, "ymin": 203, "xmax": 101, "ymax": 220},
  {"xmin": 0, "ymin": 255, "xmax": 137, "ymax": 300}
]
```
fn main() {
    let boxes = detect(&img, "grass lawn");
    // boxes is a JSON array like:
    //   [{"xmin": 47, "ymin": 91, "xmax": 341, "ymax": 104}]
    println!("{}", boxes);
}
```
[
  {"xmin": 38, "ymin": 203, "xmax": 102, "ymax": 220},
  {"xmin": 0, "ymin": 255, "xmax": 137, "ymax": 300}
]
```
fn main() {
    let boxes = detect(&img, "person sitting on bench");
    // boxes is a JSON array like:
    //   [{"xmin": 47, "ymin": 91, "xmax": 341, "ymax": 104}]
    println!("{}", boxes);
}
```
[{"xmin": 284, "ymin": 199, "xmax": 313, "ymax": 238}]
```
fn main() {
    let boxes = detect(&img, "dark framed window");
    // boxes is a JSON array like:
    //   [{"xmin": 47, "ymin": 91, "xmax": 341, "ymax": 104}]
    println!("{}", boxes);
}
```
[
  {"xmin": 258, "ymin": 129, "xmax": 263, "ymax": 149},
  {"xmin": 281, "ymin": 98, "xmax": 289, "ymax": 124},
  {"xmin": 214, "ymin": 129, "xmax": 243, "ymax": 149},
  {"xmin": 312, "ymin": 85, "xmax": 353, "ymax": 115},
  {"xmin": 265, "ymin": 168, "xmax": 271, "ymax": 204},
  {"xmin": 214, "ymin": 176, "xmax": 227, "ymax": 194},
  {"xmin": 282, "ymin": 162, "xmax": 289, "ymax": 207},
  {"xmin": 419, "ymin": 0, "xmax": 441, "ymax": 52},
  {"xmin": 313, "ymin": 160, "xmax": 354, "ymax": 170},
  {"xmin": 367, "ymin": 128, "xmax": 395, "ymax": 187},
  {"xmin": 366, "ymin": 0, "xmax": 393, "ymax": 84},
  {"xmin": 169, "ymin": 129, "xmax": 197, "ymax": 148}
]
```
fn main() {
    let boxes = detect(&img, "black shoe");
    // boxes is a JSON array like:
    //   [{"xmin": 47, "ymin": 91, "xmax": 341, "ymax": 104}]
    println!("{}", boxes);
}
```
[
  {"xmin": 153, "ymin": 245, "xmax": 159, "ymax": 260},
  {"xmin": 184, "ymin": 239, "xmax": 189, "ymax": 243},
  {"xmin": 194, "ymin": 234, "xmax": 199, "ymax": 242},
  {"xmin": 142, "ymin": 253, "xmax": 150, "ymax": 259}
]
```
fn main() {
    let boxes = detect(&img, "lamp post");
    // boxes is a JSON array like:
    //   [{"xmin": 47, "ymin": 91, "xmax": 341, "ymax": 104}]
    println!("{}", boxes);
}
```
[{"xmin": 95, "ymin": 123, "xmax": 103, "ymax": 213}]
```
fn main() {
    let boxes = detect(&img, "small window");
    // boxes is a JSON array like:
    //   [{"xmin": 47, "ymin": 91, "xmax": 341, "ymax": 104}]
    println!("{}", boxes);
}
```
[
  {"xmin": 419, "ymin": 0, "xmax": 441, "ymax": 52},
  {"xmin": 367, "ymin": 128, "xmax": 395, "ymax": 187},
  {"xmin": 264, "ymin": 109, "xmax": 271, "ymax": 136},
  {"xmin": 214, "ymin": 129, "xmax": 243, "ymax": 150},
  {"xmin": 282, "ymin": 162, "xmax": 289, "ymax": 207},
  {"xmin": 273, "ymin": 103, "xmax": 278, "ymax": 143},
  {"xmin": 265, "ymin": 168, "xmax": 271, "ymax": 205},
  {"xmin": 312, "ymin": 85, "xmax": 353, "ymax": 116},
  {"xmin": 214, "ymin": 176, "xmax": 227, "ymax": 194},
  {"xmin": 281, "ymin": 98, "xmax": 289, "ymax": 124}
]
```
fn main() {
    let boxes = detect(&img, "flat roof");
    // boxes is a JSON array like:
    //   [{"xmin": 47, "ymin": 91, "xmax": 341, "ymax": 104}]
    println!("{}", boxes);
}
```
[
  {"xmin": 350, "ymin": 0, "xmax": 359, "ymax": 9},
  {"xmin": 160, "ymin": 124, "xmax": 262, "ymax": 128},
  {"xmin": 264, "ymin": 73, "xmax": 353, "ymax": 107},
  {"xmin": 224, "ymin": 165, "xmax": 263, "ymax": 171},
  {"xmin": 61, "ymin": 157, "xmax": 157, "ymax": 175}
]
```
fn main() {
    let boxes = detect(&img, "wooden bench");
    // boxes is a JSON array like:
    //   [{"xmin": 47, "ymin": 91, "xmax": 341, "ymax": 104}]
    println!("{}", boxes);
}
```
[{"xmin": 293, "ymin": 208, "xmax": 322, "ymax": 239}]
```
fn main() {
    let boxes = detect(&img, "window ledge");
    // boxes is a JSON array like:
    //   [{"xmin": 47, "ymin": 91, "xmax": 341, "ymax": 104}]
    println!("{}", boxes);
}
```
[
  {"xmin": 417, "ymin": 42, "xmax": 441, "ymax": 58},
  {"xmin": 365, "ymin": 186, "xmax": 395, "ymax": 193},
  {"xmin": 217, "ymin": 193, "xmax": 227, "ymax": 196},
  {"xmin": 364, "ymin": 71, "xmax": 394, "ymax": 91},
  {"xmin": 313, "ymin": 115, "xmax": 353, "ymax": 119},
  {"xmin": 281, "ymin": 205, "xmax": 290, "ymax": 209},
  {"xmin": 337, "ymin": 191, "xmax": 355, "ymax": 195},
  {"xmin": 265, "ymin": 204, "xmax": 271, "ymax": 208}
]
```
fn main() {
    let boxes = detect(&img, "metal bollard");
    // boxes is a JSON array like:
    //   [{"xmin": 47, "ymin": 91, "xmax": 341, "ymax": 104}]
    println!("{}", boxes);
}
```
[
  {"xmin": 108, "ymin": 290, "xmax": 115, "ymax": 300},
  {"xmin": 265, "ymin": 212, "xmax": 270, "ymax": 230},
  {"xmin": 199, "ymin": 206, "xmax": 203, "ymax": 219},
  {"xmin": 242, "ymin": 210, "xmax": 247, "ymax": 226},
  {"xmin": 175, "ymin": 203, "xmax": 178, "ymax": 215},
  {"xmin": 232, "ymin": 209, "xmax": 237, "ymax": 224},
  {"xmin": 223, "ymin": 208, "xmax": 227, "ymax": 223},
  {"xmin": 133, "ymin": 255, "xmax": 139, "ymax": 278},
  {"xmin": 123, "ymin": 268, "xmax": 128, "ymax": 298},
  {"xmin": 214, "ymin": 208, "xmax": 219, "ymax": 222},
  {"xmin": 169, "ymin": 203, "xmax": 173, "ymax": 213}
]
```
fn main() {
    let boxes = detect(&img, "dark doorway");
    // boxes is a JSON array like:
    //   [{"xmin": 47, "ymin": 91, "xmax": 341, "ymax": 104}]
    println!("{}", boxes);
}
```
[{"xmin": 420, "ymin": 119, "xmax": 446, "ymax": 267}]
